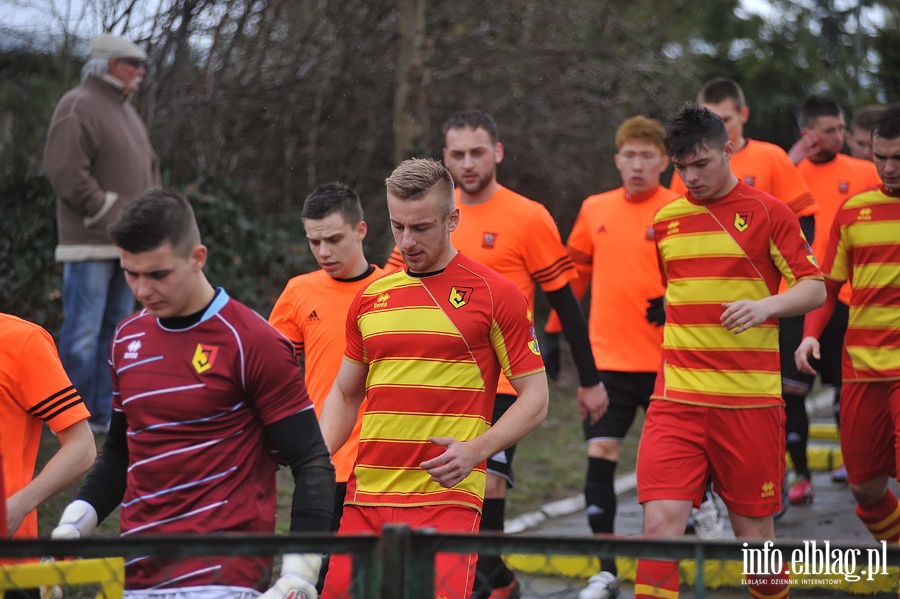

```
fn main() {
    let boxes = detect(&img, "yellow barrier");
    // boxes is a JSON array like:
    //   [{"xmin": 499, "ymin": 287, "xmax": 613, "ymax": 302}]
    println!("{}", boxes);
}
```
[{"xmin": 0, "ymin": 558, "xmax": 124, "ymax": 599}]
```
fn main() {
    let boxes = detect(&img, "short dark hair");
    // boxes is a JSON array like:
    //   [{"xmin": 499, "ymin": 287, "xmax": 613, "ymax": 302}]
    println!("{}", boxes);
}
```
[
  {"xmin": 385, "ymin": 158, "xmax": 455, "ymax": 218},
  {"xmin": 697, "ymin": 77, "xmax": 745, "ymax": 108},
  {"xmin": 800, "ymin": 94, "xmax": 843, "ymax": 129},
  {"xmin": 301, "ymin": 182, "xmax": 364, "ymax": 225},
  {"xmin": 442, "ymin": 110, "xmax": 501, "ymax": 144},
  {"xmin": 873, "ymin": 104, "xmax": 900, "ymax": 141},
  {"xmin": 109, "ymin": 188, "xmax": 200, "ymax": 256},
  {"xmin": 664, "ymin": 103, "xmax": 729, "ymax": 161},
  {"xmin": 850, "ymin": 105, "xmax": 884, "ymax": 132}
]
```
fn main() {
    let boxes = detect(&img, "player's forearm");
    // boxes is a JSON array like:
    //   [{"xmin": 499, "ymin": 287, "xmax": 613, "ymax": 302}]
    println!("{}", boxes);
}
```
[
  {"xmin": 319, "ymin": 389, "xmax": 362, "ymax": 455},
  {"xmin": 545, "ymin": 285, "xmax": 600, "ymax": 387},
  {"xmin": 763, "ymin": 278, "xmax": 826, "ymax": 319},
  {"xmin": 802, "ymin": 278, "xmax": 842, "ymax": 339},
  {"xmin": 472, "ymin": 374, "xmax": 548, "ymax": 462},
  {"xmin": 6, "ymin": 420, "xmax": 95, "ymax": 533}
]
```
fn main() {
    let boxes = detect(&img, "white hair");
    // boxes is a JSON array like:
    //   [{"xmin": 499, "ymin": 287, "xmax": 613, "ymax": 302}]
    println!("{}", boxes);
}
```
[{"xmin": 81, "ymin": 57, "xmax": 110, "ymax": 82}]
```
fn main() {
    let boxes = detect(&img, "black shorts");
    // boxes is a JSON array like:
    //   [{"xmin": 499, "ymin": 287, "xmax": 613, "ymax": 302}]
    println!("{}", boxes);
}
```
[
  {"xmin": 779, "ymin": 301, "xmax": 848, "ymax": 391},
  {"xmin": 583, "ymin": 370, "xmax": 656, "ymax": 443},
  {"xmin": 486, "ymin": 393, "xmax": 518, "ymax": 486}
]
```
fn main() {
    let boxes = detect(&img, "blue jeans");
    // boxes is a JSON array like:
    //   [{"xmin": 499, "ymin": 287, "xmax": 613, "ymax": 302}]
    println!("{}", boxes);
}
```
[{"xmin": 58, "ymin": 260, "xmax": 135, "ymax": 426}]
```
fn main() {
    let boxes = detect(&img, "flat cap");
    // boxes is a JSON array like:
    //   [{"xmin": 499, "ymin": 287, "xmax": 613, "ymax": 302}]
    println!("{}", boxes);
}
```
[{"xmin": 88, "ymin": 33, "xmax": 148, "ymax": 61}]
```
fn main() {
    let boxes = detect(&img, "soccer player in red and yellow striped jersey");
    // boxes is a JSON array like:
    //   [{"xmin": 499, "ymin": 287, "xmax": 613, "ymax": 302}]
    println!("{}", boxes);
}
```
[
  {"xmin": 269, "ymin": 183, "xmax": 385, "ymax": 539},
  {"xmin": 796, "ymin": 104, "xmax": 900, "ymax": 550},
  {"xmin": 320, "ymin": 159, "xmax": 548, "ymax": 599},
  {"xmin": 635, "ymin": 105, "xmax": 824, "ymax": 599}
]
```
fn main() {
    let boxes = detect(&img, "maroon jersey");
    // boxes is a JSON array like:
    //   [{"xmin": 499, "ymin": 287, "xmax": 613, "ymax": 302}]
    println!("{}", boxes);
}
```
[{"xmin": 111, "ymin": 290, "xmax": 313, "ymax": 590}]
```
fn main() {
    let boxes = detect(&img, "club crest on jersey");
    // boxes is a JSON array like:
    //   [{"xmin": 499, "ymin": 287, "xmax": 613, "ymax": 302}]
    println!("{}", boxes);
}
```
[
  {"xmin": 482, "ymin": 232, "xmax": 499, "ymax": 249},
  {"xmin": 645, "ymin": 226, "xmax": 655, "ymax": 241},
  {"xmin": 374, "ymin": 292, "xmax": 390, "ymax": 309},
  {"xmin": 744, "ymin": 176, "xmax": 756, "ymax": 186},
  {"xmin": 192, "ymin": 343, "xmax": 219, "ymax": 374},
  {"xmin": 124, "ymin": 339, "xmax": 142, "ymax": 359},
  {"xmin": 449, "ymin": 286, "xmax": 473, "ymax": 308},
  {"xmin": 839, "ymin": 181, "xmax": 850, "ymax": 194},
  {"xmin": 734, "ymin": 212, "xmax": 752, "ymax": 232}
]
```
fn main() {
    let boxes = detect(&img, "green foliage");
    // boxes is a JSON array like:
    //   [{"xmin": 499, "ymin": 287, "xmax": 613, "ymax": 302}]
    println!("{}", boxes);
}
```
[
  {"xmin": 0, "ymin": 173, "xmax": 64, "ymax": 331},
  {"xmin": 187, "ymin": 178, "xmax": 316, "ymax": 318}
]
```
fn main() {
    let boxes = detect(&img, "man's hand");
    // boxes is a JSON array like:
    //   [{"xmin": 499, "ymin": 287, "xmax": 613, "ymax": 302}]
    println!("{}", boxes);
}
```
[
  {"xmin": 720, "ymin": 300, "xmax": 770, "ymax": 334},
  {"xmin": 51, "ymin": 500, "xmax": 98, "ymax": 540},
  {"xmin": 577, "ymin": 383, "xmax": 608, "ymax": 425},
  {"xmin": 645, "ymin": 296, "xmax": 665, "ymax": 327},
  {"xmin": 420, "ymin": 437, "xmax": 479, "ymax": 488},
  {"xmin": 260, "ymin": 553, "xmax": 322, "ymax": 599},
  {"xmin": 794, "ymin": 336, "xmax": 821, "ymax": 376},
  {"xmin": 788, "ymin": 130, "xmax": 818, "ymax": 165},
  {"xmin": 542, "ymin": 332, "xmax": 561, "ymax": 380}
]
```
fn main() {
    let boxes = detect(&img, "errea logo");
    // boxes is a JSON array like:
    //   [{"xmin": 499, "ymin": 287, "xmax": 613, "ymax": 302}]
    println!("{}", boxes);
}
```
[
  {"xmin": 124, "ymin": 340, "xmax": 141, "ymax": 359},
  {"xmin": 858, "ymin": 207, "xmax": 872, "ymax": 221},
  {"xmin": 761, "ymin": 480, "xmax": 776, "ymax": 498}
]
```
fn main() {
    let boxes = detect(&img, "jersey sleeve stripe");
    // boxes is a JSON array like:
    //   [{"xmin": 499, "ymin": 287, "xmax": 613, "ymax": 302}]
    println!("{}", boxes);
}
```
[
  {"xmin": 531, "ymin": 256, "xmax": 574, "ymax": 283},
  {"xmin": 29, "ymin": 387, "xmax": 84, "ymax": 420}
]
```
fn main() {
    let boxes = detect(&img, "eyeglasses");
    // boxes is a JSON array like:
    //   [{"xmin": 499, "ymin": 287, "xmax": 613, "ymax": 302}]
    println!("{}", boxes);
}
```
[{"xmin": 117, "ymin": 58, "xmax": 146, "ymax": 68}]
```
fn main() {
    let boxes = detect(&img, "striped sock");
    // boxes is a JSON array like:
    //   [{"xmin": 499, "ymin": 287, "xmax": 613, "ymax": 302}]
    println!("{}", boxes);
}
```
[
  {"xmin": 635, "ymin": 559, "xmax": 679, "ymax": 598},
  {"xmin": 856, "ymin": 490, "xmax": 900, "ymax": 543},
  {"xmin": 747, "ymin": 568, "xmax": 789, "ymax": 599}
]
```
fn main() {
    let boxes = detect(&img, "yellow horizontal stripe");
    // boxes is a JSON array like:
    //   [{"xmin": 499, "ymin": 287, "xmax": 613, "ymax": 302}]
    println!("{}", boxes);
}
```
[
  {"xmin": 655, "ymin": 199, "xmax": 705, "ymax": 220},
  {"xmin": 359, "ymin": 307, "xmax": 458, "ymax": 337},
  {"xmin": 360, "ymin": 411, "xmax": 490, "ymax": 443},
  {"xmin": 362, "ymin": 272, "xmax": 417, "ymax": 295},
  {"xmin": 664, "ymin": 364, "xmax": 780, "ymax": 397},
  {"xmin": 854, "ymin": 263, "xmax": 900, "ymax": 288},
  {"xmin": 665, "ymin": 324, "xmax": 777, "ymax": 351},
  {"xmin": 354, "ymin": 464, "xmax": 484, "ymax": 499},
  {"xmin": 847, "ymin": 346, "xmax": 900, "ymax": 372},
  {"xmin": 667, "ymin": 277, "xmax": 770, "ymax": 304},
  {"xmin": 846, "ymin": 221, "xmax": 900, "ymax": 246},
  {"xmin": 634, "ymin": 583, "xmax": 679, "ymax": 599},
  {"xmin": 869, "ymin": 504, "xmax": 900, "ymax": 531},
  {"xmin": 658, "ymin": 231, "xmax": 746, "ymax": 259},
  {"xmin": 850, "ymin": 305, "xmax": 900, "ymax": 330},
  {"xmin": 845, "ymin": 191, "xmax": 898, "ymax": 209},
  {"xmin": 368, "ymin": 358, "xmax": 484, "ymax": 391}
]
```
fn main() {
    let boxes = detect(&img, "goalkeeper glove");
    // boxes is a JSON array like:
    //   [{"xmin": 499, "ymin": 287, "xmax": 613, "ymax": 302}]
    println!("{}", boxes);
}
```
[
  {"xmin": 260, "ymin": 553, "xmax": 322, "ymax": 599},
  {"xmin": 51, "ymin": 500, "xmax": 98, "ymax": 540},
  {"xmin": 645, "ymin": 296, "xmax": 665, "ymax": 327}
]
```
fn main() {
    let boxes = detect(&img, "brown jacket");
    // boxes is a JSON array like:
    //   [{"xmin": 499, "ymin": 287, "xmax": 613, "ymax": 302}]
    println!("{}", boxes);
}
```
[{"xmin": 44, "ymin": 76, "xmax": 160, "ymax": 261}]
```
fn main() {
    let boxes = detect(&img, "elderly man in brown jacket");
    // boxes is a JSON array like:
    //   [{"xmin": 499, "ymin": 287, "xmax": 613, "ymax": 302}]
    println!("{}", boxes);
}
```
[{"xmin": 44, "ymin": 33, "xmax": 160, "ymax": 435}]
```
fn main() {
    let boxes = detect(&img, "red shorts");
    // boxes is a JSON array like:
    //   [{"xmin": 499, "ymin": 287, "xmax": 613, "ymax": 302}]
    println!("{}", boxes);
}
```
[
  {"xmin": 840, "ymin": 380, "xmax": 900, "ymax": 484},
  {"xmin": 320, "ymin": 503, "xmax": 480, "ymax": 599},
  {"xmin": 637, "ymin": 400, "xmax": 785, "ymax": 517}
]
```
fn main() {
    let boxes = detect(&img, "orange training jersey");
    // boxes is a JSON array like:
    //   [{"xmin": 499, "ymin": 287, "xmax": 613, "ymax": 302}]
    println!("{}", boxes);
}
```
[
  {"xmin": 671, "ymin": 139, "xmax": 817, "ymax": 217},
  {"xmin": 344, "ymin": 252, "xmax": 545, "ymax": 512},
  {"xmin": 652, "ymin": 181, "xmax": 822, "ymax": 408},
  {"xmin": 819, "ymin": 187, "xmax": 900, "ymax": 382},
  {"xmin": 386, "ymin": 184, "xmax": 574, "ymax": 395},
  {"xmin": 269, "ymin": 266, "xmax": 385, "ymax": 482},
  {"xmin": 0, "ymin": 312, "xmax": 89, "ymax": 540},
  {"xmin": 559, "ymin": 186, "xmax": 678, "ymax": 371},
  {"xmin": 797, "ymin": 154, "xmax": 881, "ymax": 304}
]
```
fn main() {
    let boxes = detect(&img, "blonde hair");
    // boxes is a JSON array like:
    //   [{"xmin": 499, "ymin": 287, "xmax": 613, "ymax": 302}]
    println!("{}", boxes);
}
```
[{"xmin": 384, "ymin": 158, "xmax": 455, "ymax": 218}]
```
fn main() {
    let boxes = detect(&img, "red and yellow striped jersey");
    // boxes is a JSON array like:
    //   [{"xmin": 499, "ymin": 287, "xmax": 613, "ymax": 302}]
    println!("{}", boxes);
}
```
[
  {"xmin": 344, "ymin": 252, "xmax": 545, "ymax": 512},
  {"xmin": 652, "ymin": 181, "xmax": 822, "ymax": 408},
  {"xmin": 386, "ymin": 185, "xmax": 574, "ymax": 395},
  {"xmin": 819, "ymin": 187, "xmax": 900, "ymax": 381}
]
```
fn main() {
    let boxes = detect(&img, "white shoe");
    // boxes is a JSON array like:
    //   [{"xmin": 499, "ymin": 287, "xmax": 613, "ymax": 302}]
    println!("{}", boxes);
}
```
[
  {"xmin": 691, "ymin": 497, "xmax": 723, "ymax": 540},
  {"xmin": 578, "ymin": 571, "xmax": 620, "ymax": 599}
]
